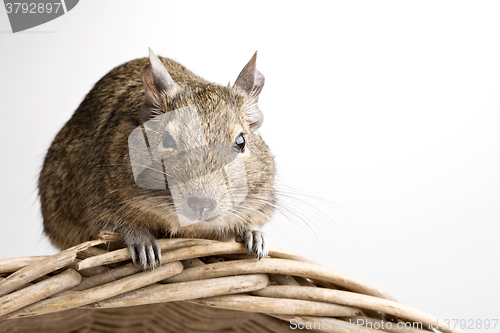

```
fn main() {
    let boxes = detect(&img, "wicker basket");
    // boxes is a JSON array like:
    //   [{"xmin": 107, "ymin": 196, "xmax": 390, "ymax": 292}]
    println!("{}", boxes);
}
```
[{"xmin": 0, "ymin": 232, "xmax": 463, "ymax": 333}]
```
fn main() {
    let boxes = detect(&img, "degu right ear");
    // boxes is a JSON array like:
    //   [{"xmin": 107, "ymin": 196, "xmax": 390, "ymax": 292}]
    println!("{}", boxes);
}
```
[
  {"xmin": 234, "ymin": 52, "xmax": 265, "ymax": 131},
  {"xmin": 140, "ymin": 48, "xmax": 179, "ymax": 123}
]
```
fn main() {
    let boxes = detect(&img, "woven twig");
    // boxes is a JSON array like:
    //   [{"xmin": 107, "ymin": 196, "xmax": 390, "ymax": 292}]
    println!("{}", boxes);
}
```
[{"xmin": 0, "ymin": 232, "xmax": 464, "ymax": 333}]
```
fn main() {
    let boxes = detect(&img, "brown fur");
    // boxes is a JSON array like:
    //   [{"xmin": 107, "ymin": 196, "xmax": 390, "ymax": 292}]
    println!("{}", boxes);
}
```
[{"xmin": 39, "ymin": 53, "xmax": 276, "ymax": 257}]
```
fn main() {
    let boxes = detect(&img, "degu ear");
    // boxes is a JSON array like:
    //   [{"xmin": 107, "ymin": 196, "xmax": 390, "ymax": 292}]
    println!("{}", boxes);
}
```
[
  {"xmin": 234, "ymin": 51, "xmax": 265, "ymax": 131},
  {"xmin": 140, "ymin": 48, "xmax": 179, "ymax": 122}
]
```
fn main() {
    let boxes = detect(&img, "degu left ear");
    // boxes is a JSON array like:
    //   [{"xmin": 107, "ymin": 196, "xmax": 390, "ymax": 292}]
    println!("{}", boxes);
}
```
[
  {"xmin": 140, "ymin": 48, "xmax": 179, "ymax": 123},
  {"xmin": 234, "ymin": 51, "xmax": 265, "ymax": 131}
]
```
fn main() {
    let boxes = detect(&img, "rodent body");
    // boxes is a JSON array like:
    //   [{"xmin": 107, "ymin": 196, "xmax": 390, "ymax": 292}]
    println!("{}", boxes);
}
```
[{"xmin": 39, "ymin": 49, "xmax": 275, "ymax": 268}]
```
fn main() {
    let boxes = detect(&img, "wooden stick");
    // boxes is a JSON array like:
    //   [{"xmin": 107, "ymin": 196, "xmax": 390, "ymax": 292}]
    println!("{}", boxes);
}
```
[
  {"xmin": 0, "ymin": 256, "xmax": 50, "ymax": 274},
  {"xmin": 190, "ymin": 294, "xmax": 361, "ymax": 317},
  {"xmin": 294, "ymin": 276, "xmax": 316, "ymax": 287},
  {"xmin": 77, "ymin": 247, "xmax": 108, "ymax": 259},
  {"xmin": 97, "ymin": 230, "xmax": 123, "ymax": 243},
  {"xmin": 221, "ymin": 246, "xmax": 315, "ymax": 263},
  {"xmin": 162, "ymin": 258, "xmax": 395, "ymax": 300},
  {"xmin": 180, "ymin": 258, "xmax": 205, "ymax": 269},
  {"xmin": 4, "ymin": 261, "xmax": 183, "ymax": 319},
  {"xmin": 0, "ymin": 239, "xmax": 104, "ymax": 297},
  {"xmin": 77, "ymin": 240, "xmax": 316, "ymax": 272},
  {"xmin": 269, "ymin": 274, "xmax": 316, "ymax": 287},
  {"xmin": 250, "ymin": 286, "xmax": 463, "ymax": 333},
  {"xmin": 85, "ymin": 274, "xmax": 270, "ymax": 309},
  {"xmin": 269, "ymin": 274, "xmax": 301, "ymax": 286},
  {"xmin": 71, "ymin": 262, "xmax": 143, "ymax": 291},
  {"xmin": 76, "ymin": 238, "xmax": 215, "ymax": 270},
  {"xmin": 68, "ymin": 259, "xmax": 109, "ymax": 277},
  {"xmin": 157, "ymin": 243, "xmax": 324, "ymax": 279},
  {"xmin": 0, "ymin": 269, "xmax": 81, "ymax": 317},
  {"xmin": 268, "ymin": 246, "xmax": 317, "ymax": 263}
]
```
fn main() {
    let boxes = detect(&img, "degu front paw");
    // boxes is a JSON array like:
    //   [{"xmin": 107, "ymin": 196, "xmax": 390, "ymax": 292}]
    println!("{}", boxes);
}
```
[
  {"xmin": 239, "ymin": 230, "xmax": 268, "ymax": 259},
  {"xmin": 120, "ymin": 228, "xmax": 162, "ymax": 270}
]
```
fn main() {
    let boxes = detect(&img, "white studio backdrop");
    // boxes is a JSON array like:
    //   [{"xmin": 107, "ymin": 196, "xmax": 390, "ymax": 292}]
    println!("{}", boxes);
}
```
[{"xmin": 1, "ymin": 0, "xmax": 499, "ymax": 329}]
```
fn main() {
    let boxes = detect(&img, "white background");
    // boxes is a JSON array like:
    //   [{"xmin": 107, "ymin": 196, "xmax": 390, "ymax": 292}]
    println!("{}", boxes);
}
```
[{"xmin": 1, "ymin": 1, "xmax": 499, "ymax": 329}]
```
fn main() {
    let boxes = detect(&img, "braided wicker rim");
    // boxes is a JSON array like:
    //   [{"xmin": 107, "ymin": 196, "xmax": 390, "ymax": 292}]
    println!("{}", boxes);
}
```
[{"xmin": 0, "ymin": 231, "xmax": 463, "ymax": 333}]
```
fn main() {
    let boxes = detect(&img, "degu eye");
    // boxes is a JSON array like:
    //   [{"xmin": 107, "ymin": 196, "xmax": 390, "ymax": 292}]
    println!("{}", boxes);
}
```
[
  {"xmin": 234, "ymin": 133, "xmax": 245, "ymax": 153},
  {"xmin": 162, "ymin": 132, "xmax": 177, "ymax": 149}
]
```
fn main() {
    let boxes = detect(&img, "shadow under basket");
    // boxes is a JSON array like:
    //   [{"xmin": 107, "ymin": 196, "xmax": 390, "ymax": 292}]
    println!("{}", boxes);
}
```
[{"xmin": 0, "ymin": 231, "xmax": 462, "ymax": 333}]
